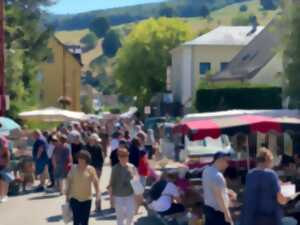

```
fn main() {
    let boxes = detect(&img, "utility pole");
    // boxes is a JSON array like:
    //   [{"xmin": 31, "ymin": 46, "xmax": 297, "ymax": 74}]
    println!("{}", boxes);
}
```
[{"xmin": 0, "ymin": 0, "xmax": 5, "ymax": 116}]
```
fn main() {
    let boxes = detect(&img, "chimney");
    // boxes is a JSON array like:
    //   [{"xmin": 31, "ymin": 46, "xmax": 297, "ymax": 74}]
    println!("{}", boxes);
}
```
[{"xmin": 247, "ymin": 16, "xmax": 258, "ymax": 36}]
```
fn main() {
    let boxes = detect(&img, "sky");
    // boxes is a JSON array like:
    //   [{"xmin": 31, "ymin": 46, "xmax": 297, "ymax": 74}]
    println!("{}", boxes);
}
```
[{"xmin": 47, "ymin": 0, "xmax": 165, "ymax": 14}]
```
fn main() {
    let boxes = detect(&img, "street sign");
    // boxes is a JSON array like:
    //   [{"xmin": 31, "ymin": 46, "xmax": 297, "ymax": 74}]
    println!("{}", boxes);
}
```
[{"xmin": 144, "ymin": 106, "xmax": 151, "ymax": 115}]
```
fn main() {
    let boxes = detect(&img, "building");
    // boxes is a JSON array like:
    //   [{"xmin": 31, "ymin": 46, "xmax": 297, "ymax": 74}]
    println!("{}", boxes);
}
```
[
  {"xmin": 170, "ymin": 25, "xmax": 264, "ymax": 107},
  {"xmin": 210, "ymin": 20, "xmax": 283, "ymax": 87},
  {"xmin": 40, "ymin": 37, "xmax": 83, "ymax": 111}
]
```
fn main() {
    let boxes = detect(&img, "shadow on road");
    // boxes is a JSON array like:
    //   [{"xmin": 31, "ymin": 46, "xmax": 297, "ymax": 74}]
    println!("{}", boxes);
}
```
[
  {"xmin": 47, "ymin": 215, "xmax": 62, "ymax": 223},
  {"xmin": 28, "ymin": 194, "xmax": 61, "ymax": 201},
  {"xmin": 135, "ymin": 216, "xmax": 165, "ymax": 225},
  {"xmin": 94, "ymin": 208, "xmax": 117, "ymax": 221}
]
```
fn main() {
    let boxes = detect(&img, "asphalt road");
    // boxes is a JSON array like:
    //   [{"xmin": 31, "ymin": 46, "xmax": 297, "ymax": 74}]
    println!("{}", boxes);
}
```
[{"xmin": 0, "ymin": 164, "xmax": 162, "ymax": 225}]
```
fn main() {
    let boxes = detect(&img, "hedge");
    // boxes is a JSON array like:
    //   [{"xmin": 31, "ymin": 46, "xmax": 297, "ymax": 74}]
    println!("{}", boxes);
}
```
[{"xmin": 195, "ymin": 87, "xmax": 282, "ymax": 112}]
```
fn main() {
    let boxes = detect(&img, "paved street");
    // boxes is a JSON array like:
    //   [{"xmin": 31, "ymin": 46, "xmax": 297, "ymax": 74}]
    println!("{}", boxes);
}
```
[{"xmin": 0, "ymin": 163, "xmax": 161, "ymax": 225}]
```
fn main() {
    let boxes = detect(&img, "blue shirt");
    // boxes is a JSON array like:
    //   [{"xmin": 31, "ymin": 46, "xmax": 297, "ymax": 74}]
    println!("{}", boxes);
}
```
[{"xmin": 241, "ymin": 168, "xmax": 282, "ymax": 225}]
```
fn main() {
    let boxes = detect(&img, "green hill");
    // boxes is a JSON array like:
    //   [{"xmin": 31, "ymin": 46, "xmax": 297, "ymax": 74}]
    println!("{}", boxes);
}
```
[
  {"xmin": 47, "ymin": 0, "xmax": 253, "ymax": 31},
  {"xmin": 55, "ymin": 0, "xmax": 279, "ymax": 76}
]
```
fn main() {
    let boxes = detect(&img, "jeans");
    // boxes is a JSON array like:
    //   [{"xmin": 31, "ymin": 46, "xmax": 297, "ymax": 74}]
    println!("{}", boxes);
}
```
[
  {"xmin": 203, "ymin": 205, "xmax": 230, "ymax": 225},
  {"xmin": 159, "ymin": 203, "xmax": 185, "ymax": 216},
  {"xmin": 48, "ymin": 158, "xmax": 54, "ymax": 185},
  {"xmin": 70, "ymin": 198, "xmax": 91, "ymax": 225},
  {"xmin": 114, "ymin": 195, "xmax": 136, "ymax": 225}
]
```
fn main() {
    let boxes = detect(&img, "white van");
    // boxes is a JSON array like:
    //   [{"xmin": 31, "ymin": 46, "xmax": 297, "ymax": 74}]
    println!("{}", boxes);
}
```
[{"xmin": 159, "ymin": 122, "xmax": 233, "ymax": 162}]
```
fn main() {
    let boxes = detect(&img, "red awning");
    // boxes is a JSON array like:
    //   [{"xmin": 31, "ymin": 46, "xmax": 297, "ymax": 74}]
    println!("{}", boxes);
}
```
[{"xmin": 174, "ymin": 115, "xmax": 284, "ymax": 141}]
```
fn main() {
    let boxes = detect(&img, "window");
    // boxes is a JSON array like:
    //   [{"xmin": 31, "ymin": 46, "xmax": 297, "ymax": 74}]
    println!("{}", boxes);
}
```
[
  {"xmin": 199, "ymin": 62, "xmax": 211, "ymax": 75},
  {"xmin": 46, "ymin": 50, "xmax": 54, "ymax": 64},
  {"xmin": 221, "ymin": 62, "xmax": 229, "ymax": 71}
]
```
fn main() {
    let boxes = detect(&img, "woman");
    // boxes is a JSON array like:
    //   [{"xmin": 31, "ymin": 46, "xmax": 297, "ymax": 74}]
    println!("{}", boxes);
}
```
[
  {"xmin": 241, "ymin": 148, "xmax": 290, "ymax": 225},
  {"xmin": 0, "ymin": 136, "xmax": 13, "ymax": 203},
  {"xmin": 70, "ymin": 134, "xmax": 84, "ymax": 164},
  {"xmin": 65, "ymin": 151, "xmax": 100, "ymax": 225},
  {"xmin": 86, "ymin": 133, "xmax": 104, "ymax": 212},
  {"xmin": 109, "ymin": 148, "xmax": 137, "ymax": 225},
  {"xmin": 52, "ymin": 134, "xmax": 72, "ymax": 194}
]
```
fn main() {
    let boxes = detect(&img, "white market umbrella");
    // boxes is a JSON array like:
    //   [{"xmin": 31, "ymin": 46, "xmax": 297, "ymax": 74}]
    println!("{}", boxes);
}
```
[{"xmin": 19, "ymin": 107, "xmax": 86, "ymax": 122}]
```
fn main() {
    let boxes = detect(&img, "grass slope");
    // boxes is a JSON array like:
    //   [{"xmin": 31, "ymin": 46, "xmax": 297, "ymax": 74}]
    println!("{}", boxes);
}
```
[
  {"xmin": 55, "ymin": 0, "xmax": 279, "ymax": 74},
  {"xmin": 187, "ymin": 0, "xmax": 279, "ymax": 32}
]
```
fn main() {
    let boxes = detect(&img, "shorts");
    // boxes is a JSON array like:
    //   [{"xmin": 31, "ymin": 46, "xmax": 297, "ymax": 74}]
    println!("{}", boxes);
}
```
[
  {"xmin": 35, "ymin": 160, "xmax": 47, "ymax": 176},
  {"xmin": 54, "ymin": 165, "xmax": 68, "ymax": 180},
  {"xmin": 0, "ymin": 169, "xmax": 14, "ymax": 184}
]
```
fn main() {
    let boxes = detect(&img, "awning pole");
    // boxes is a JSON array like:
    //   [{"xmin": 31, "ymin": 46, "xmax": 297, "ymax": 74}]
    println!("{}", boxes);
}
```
[{"xmin": 246, "ymin": 134, "xmax": 250, "ymax": 171}]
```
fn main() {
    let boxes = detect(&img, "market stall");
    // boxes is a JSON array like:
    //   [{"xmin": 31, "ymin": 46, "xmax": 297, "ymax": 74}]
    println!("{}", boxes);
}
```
[
  {"xmin": 169, "ymin": 113, "xmax": 300, "ymax": 224},
  {"xmin": 18, "ymin": 107, "xmax": 86, "ymax": 122}
]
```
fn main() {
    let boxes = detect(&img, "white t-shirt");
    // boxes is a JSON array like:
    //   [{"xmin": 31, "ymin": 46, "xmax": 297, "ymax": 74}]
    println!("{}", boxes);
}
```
[
  {"xmin": 202, "ymin": 165, "xmax": 229, "ymax": 212},
  {"xmin": 150, "ymin": 182, "xmax": 180, "ymax": 212},
  {"xmin": 47, "ymin": 144, "xmax": 55, "ymax": 158}
]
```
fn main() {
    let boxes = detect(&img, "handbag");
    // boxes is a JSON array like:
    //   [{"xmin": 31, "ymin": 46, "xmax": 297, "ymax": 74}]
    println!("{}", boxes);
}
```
[
  {"xmin": 61, "ymin": 203, "xmax": 73, "ymax": 224},
  {"xmin": 130, "ymin": 177, "xmax": 144, "ymax": 195},
  {"xmin": 128, "ymin": 166, "xmax": 144, "ymax": 195}
]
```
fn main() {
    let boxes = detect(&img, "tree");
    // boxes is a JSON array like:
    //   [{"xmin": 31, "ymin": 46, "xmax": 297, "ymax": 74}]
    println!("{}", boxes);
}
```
[
  {"xmin": 240, "ymin": 4, "xmax": 248, "ymax": 12},
  {"xmin": 5, "ymin": 0, "xmax": 53, "ymax": 117},
  {"xmin": 89, "ymin": 17, "xmax": 110, "ymax": 38},
  {"xmin": 260, "ymin": 0, "xmax": 279, "ymax": 10},
  {"xmin": 80, "ymin": 32, "xmax": 98, "ymax": 52},
  {"xmin": 200, "ymin": 5, "xmax": 210, "ymax": 18},
  {"xmin": 102, "ymin": 30, "xmax": 122, "ymax": 58},
  {"xmin": 159, "ymin": 5, "xmax": 176, "ymax": 17},
  {"xmin": 115, "ymin": 18, "xmax": 193, "ymax": 107},
  {"xmin": 81, "ymin": 95, "xmax": 94, "ymax": 113},
  {"xmin": 284, "ymin": 4, "xmax": 300, "ymax": 108}
]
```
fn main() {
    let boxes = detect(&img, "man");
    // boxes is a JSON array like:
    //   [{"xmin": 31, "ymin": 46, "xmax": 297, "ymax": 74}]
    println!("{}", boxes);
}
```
[
  {"xmin": 202, "ymin": 152, "xmax": 235, "ymax": 225},
  {"xmin": 32, "ymin": 130, "xmax": 48, "ymax": 192},
  {"xmin": 149, "ymin": 173, "xmax": 185, "ymax": 216},
  {"xmin": 86, "ymin": 133, "xmax": 104, "ymax": 212}
]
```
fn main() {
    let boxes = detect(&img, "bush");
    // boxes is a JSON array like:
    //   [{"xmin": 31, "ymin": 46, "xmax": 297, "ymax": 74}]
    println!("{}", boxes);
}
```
[
  {"xmin": 80, "ymin": 32, "xmax": 98, "ymax": 52},
  {"xmin": 239, "ymin": 4, "xmax": 248, "ymax": 12},
  {"xmin": 195, "ymin": 87, "xmax": 282, "ymax": 112},
  {"xmin": 231, "ymin": 13, "xmax": 255, "ymax": 26}
]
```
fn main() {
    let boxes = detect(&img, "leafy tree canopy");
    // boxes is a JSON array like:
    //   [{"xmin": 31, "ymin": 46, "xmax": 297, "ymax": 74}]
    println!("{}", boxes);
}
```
[
  {"xmin": 159, "ymin": 4, "xmax": 176, "ymax": 17},
  {"xmin": 102, "ymin": 30, "xmax": 121, "ymax": 58},
  {"xmin": 260, "ymin": 0, "xmax": 279, "ymax": 10},
  {"xmin": 5, "ymin": 0, "xmax": 53, "ymax": 118},
  {"xmin": 114, "ymin": 18, "xmax": 194, "ymax": 107},
  {"xmin": 80, "ymin": 32, "xmax": 98, "ymax": 52},
  {"xmin": 284, "ymin": 4, "xmax": 300, "ymax": 108},
  {"xmin": 240, "ymin": 4, "xmax": 248, "ymax": 12},
  {"xmin": 89, "ymin": 17, "xmax": 110, "ymax": 38}
]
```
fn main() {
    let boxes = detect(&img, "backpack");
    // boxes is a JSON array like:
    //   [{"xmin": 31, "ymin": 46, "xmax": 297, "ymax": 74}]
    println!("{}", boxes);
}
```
[{"xmin": 149, "ymin": 180, "xmax": 168, "ymax": 201}]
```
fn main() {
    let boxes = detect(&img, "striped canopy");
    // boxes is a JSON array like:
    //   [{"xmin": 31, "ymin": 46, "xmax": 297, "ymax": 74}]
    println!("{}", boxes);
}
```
[{"xmin": 174, "ymin": 115, "xmax": 300, "ymax": 141}]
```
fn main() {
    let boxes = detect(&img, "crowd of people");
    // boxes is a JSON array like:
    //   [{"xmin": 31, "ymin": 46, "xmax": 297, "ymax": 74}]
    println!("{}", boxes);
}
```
[
  {"xmin": 0, "ymin": 119, "xmax": 161, "ymax": 225},
  {"xmin": 1, "ymin": 118, "xmax": 300, "ymax": 225}
]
